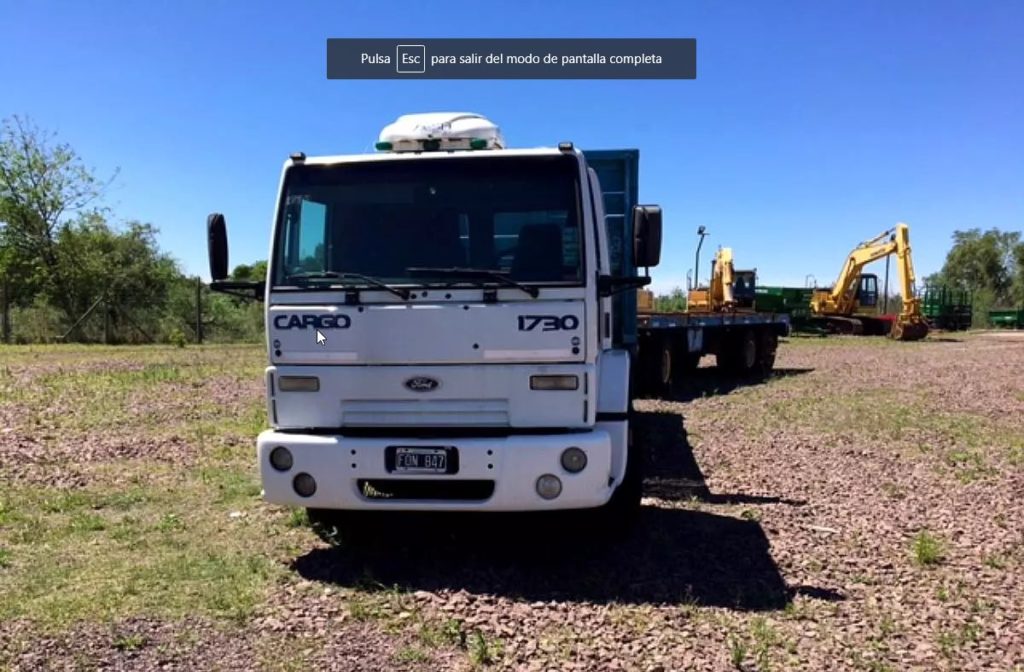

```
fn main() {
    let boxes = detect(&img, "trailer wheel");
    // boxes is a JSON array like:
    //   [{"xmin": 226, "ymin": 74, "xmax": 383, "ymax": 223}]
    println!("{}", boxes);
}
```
[
  {"xmin": 717, "ymin": 329, "xmax": 758, "ymax": 375},
  {"xmin": 673, "ymin": 346, "xmax": 701, "ymax": 382},
  {"xmin": 754, "ymin": 330, "xmax": 778, "ymax": 379},
  {"xmin": 638, "ymin": 336, "xmax": 674, "ymax": 398}
]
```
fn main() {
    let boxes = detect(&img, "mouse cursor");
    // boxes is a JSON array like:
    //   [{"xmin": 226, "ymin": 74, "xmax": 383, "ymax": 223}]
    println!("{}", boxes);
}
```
[{"xmin": 315, "ymin": 330, "xmax": 326, "ymax": 346}]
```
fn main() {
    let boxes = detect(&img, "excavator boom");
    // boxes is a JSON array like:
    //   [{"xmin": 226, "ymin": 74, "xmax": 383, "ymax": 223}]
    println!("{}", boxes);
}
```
[{"xmin": 687, "ymin": 247, "xmax": 737, "ymax": 312}]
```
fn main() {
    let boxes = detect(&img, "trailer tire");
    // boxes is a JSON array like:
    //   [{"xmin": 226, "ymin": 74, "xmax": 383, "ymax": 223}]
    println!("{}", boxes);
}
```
[
  {"xmin": 717, "ymin": 329, "xmax": 758, "ymax": 376},
  {"xmin": 673, "ymin": 346, "xmax": 701, "ymax": 382},
  {"xmin": 637, "ymin": 336, "xmax": 673, "ymax": 398},
  {"xmin": 754, "ymin": 330, "xmax": 778, "ymax": 379}
]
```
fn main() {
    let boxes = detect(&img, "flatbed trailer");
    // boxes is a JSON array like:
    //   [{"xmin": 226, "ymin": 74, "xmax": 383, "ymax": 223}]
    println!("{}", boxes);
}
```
[
  {"xmin": 634, "ymin": 310, "xmax": 791, "ymax": 396},
  {"xmin": 584, "ymin": 150, "xmax": 793, "ymax": 399}
]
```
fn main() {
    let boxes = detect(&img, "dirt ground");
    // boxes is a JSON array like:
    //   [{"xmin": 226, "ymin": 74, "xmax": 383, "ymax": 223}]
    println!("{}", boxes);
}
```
[{"xmin": 1, "ymin": 333, "xmax": 1023, "ymax": 671}]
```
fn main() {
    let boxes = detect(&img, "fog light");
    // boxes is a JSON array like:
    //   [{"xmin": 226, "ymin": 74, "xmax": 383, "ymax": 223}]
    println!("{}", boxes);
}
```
[
  {"xmin": 293, "ymin": 472, "xmax": 317, "ymax": 497},
  {"xmin": 560, "ymin": 447, "xmax": 587, "ymax": 473},
  {"xmin": 535, "ymin": 474, "xmax": 562, "ymax": 500},
  {"xmin": 278, "ymin": 375, "xmax": 320, "ymax": 392},
  {"xmin": 530, "ymin": 375, "xmax": 579, "ymax": 391},
  {"xmin": 269, "ymin": 446, "xmax": 293, "ymax": 471}
]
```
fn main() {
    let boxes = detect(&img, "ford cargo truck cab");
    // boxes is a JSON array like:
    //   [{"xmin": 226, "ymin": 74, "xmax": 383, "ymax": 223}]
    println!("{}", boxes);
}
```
[{"xmin": 206, "ymin": 113, "xmax": 661, "ymax": 535}]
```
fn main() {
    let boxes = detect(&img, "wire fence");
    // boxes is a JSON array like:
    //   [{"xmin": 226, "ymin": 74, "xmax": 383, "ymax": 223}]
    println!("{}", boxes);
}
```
[{"xmin": 0, "ymin": 277, "xmax": 263, "ymax": 345}]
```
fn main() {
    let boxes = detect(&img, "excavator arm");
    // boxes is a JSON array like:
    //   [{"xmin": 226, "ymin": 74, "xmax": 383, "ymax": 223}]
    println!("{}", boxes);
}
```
[{"xmin": 816, "ymin": 230, "xmax": 897, "ymax": 315}]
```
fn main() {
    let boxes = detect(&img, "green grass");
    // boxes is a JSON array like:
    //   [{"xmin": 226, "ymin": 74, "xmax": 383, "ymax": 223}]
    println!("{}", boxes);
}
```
[
  {"xmin": 394, "ymin": 645, "xmax": 431, "ymax": 664},
  {"xmin": 0, "ymin": 474, "xmax": 285, "ymax": 627},
  {"xmin": 418, "ymin": 617, "xmax": 467, "ymax": 650},
  {"xmin": 736, "ymin": 385, "xmax": 1017, "ymax": 482},
  {"xmin": 911, "ymin": 531, "xmax": 946, "ymax": 567},
  {"xmin": 729, "ymin": 635, "xmax": 748, "ymax": 669},
  {"xmin": 0, "ymin": 345, "xmax": 302, "ymax": 631},
  {"xmin": 468, "ymin": 630, "xmax": 504, "ymax": 667},
  {"xmin": 112, "ymin": 633, "xmax": 147, "ymax": 652},
  {"xmin": 0, "ymin": 345, "xmax": 265, "ymax": 438}
]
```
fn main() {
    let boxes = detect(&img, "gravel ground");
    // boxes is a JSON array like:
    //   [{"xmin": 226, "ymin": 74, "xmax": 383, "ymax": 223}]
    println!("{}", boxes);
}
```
[{"xmin": 2, "ymin": 334, "xmax": 1023, "ymax": 671}]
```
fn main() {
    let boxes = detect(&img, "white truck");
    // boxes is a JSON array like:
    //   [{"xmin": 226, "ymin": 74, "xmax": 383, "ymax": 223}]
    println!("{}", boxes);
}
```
[{"xmin": 207, "ymin": 113, "xmax": 785, "ymax": 542}]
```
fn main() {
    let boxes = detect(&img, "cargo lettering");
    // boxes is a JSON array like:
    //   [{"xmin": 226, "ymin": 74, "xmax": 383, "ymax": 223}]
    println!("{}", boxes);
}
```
[{"xmin": 274, "ymin": 314, "xmax": 352, "ymax": 330}]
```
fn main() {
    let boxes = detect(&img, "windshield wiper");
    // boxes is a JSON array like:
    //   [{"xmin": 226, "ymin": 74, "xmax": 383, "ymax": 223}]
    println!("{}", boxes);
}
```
[
  {"xmin": 285, "ymin": 271, "xmax": 410, "ymax": 300},
  {"xmin": 406, "ymin": 267, "xmax": 540, "ymax": 298}
]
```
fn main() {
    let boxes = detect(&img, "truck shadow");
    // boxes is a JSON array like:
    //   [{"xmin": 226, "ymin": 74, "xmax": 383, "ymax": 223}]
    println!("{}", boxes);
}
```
[
  {"xmin": 294, "ymin": 506, "xmax": 793, "ymax": 610},
  {"xmin": 638, "ymin": 410, "xmax": 807, "ymax": 505},
  {"xmin": 661, "ymin": 366, "xmax": 814, "ymax": 403},
  {"xmin": 291, "ymin": 409, "xmax": 840, "ymax": 611}
]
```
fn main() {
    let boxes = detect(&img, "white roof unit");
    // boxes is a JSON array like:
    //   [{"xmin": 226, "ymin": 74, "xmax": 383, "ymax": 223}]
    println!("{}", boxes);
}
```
[{"xmin": 377, "ymin": 112, "xmax": 505, "ymax": 152}]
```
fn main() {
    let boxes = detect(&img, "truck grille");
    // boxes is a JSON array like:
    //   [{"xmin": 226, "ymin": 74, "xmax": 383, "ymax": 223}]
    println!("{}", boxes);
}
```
[{"xmin": 340, "ymin": 399, "xmax": 509, "ymax": 426}]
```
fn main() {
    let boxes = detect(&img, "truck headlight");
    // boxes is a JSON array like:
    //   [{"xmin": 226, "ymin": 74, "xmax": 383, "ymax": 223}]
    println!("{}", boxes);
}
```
[
  {"xmin": 530, "ymin": 375, "xmax": 578, "ymax": 391},
  {"xmin": 278, "ymin": 376, "xmax": 320, "ymax": 392}
]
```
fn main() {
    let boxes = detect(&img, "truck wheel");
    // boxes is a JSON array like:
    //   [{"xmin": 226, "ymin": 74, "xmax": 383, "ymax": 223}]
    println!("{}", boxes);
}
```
[
  {"xmin": 307, "ymin": 508, "xmax": 369, "ymax": 547},
  {"xmin": 602, "ymin": 410, "xmax": 643, "ymax": 532}
]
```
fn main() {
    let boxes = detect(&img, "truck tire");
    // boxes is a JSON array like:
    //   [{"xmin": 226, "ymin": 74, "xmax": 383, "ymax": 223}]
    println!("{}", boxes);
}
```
[
  {"xmin": 307, "ymin": 508, "xmax": 370, "ymax": 547},
  {"xmin": 601, "ymin": 407, "xmax": 643, "ymax": 532}
]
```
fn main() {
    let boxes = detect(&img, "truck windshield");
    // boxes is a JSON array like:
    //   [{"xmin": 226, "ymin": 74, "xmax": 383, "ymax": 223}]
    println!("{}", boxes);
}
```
[{"xmin": 272, "ymin": 154, "xmax": 583, "ymax": 288}]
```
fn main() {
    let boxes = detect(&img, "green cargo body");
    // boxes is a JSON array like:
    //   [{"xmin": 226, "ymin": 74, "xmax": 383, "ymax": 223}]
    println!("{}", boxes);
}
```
[
  {"xmin": 754, "ymin": 286, "xmax": 824, "ymax": 333},
  {"xmin": 988, "ymin": 309, "xmax": 1024, "ymax": 329},
  {"xmin": 754, "ymin": 286, "xmax": 814, "ymax": 319},
  {"xmin": 922, "ymin": 286, "xmax": 973, "ymax": 331}
]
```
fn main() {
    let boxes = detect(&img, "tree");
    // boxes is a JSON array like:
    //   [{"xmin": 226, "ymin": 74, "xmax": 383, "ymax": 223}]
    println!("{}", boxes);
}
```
[
  {"xmin": 230, "ymin": 260, "xmax": 267, "ymax": 281},
  {"xmin": 0, "ymin": 115, "xmax": 117, "ymax": 316},
  {"xmin": 930, "ymin": 227, "xmax": 1024, "ymax": 325},
  {"xmin": 654, "ymin": 287, "xmax": 687, "ymax": 313}
]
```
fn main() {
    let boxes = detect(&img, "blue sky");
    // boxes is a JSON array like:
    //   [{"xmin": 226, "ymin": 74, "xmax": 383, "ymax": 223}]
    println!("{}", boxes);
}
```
[{"xmin": 3, "ymin": 0, "xmax": 1021, "ymax": 293}]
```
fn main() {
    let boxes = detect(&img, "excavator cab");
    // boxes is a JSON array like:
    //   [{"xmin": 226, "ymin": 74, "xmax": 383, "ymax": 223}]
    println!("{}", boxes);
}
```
[
  {"xmin": 855, "ymin": 273, "xmax": 879, "ymax": 310},
  {"xmin": 733, "ymin": 270, "xmax": 757, "ymax": 309}
]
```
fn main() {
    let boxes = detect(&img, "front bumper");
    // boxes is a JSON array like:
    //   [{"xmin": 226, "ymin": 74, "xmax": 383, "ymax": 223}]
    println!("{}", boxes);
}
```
[{"xmin": 257, "ymin": 428, "xmax": 616, "ymax": 511}]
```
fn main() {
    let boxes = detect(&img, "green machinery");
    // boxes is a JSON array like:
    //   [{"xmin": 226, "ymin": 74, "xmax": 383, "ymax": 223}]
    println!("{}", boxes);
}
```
[
  {"xmin": 754, "ymin": 286, "xmax": 820, "ymax": 332},
  {"xmin": 922, "ymin": 286, "xmax": 972, "ymax": 331},
  {"xmin": 988, "ymin": 308, "xmax": 1024, "ymax": 329}
]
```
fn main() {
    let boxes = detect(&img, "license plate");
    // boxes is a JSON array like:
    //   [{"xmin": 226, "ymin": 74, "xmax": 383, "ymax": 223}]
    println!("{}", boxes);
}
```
[{"xmin": 389, "ymin": 446, "xmax": 457, "ymax": 474}]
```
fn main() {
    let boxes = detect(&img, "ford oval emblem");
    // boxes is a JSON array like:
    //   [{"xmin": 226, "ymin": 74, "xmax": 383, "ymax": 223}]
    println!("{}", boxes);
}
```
[{"xmin": 404, "ymin": 376, "xmax": 440, "ymax": 392}]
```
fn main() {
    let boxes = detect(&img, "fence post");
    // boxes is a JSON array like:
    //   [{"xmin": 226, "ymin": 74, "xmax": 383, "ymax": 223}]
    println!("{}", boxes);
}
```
[
  {"xmin": 195, "ymin": 277, "xmax": 203, "ymax": 344},
  {"xmin": 1, "ymin": 273, "xmax": 10, "ymax": 344},
  {"xmin": 103, "ymin": 298, "xmax": 111, "ymax": 344}
]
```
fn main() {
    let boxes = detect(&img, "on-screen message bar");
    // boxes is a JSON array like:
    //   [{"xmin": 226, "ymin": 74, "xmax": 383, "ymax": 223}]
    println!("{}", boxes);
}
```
[{"xmin": 327, "ymin": 38, "xmax": 696, "ymax": 80}]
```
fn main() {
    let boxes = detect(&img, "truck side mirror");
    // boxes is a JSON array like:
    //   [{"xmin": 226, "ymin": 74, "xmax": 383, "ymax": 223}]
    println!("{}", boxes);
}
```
[
  {"xmin": 633, "ymin": 205, "xmax": 662, "ymax": 269},
  {"xmin": 207, "ymin": 213, "xmax": 229, "ymax": 281}
]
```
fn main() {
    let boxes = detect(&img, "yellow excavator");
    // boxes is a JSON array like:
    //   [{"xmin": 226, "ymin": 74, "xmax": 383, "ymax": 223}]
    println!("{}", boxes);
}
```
[
  {"xmin": 686, "ymin": 247, "xmax": 757, "ymax": 312},
  {"xmin": 809, "ymin": 222, "xmax": 929, "ymax": 341},
  {"xmin": 637, "ymin": 227, "xmax": 757, "ymax": 314}
]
